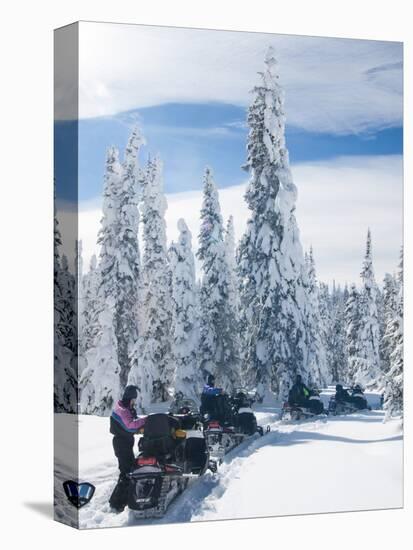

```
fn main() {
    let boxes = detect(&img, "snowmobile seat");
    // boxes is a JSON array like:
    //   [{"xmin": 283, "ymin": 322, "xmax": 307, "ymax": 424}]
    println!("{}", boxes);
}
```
[
  {"xmin": 139, "ymin": 413, "xmax": 177, "ymax": 459},
  {"xmin": 201, "ymin": 393, "xmax": 221, "ymax": 420},
  {"xmin": 307, "ymin": 399, "xmax": 324, "ymax": 415},
  {"xmin": 237, "ymin": 409, "xmax": 258, "ymax": 435},
  {"xmin": 351, "ymin": 394, "xmax": 368, "ymax": 410},
  {"xmin": 183, "ymin": 432, "xmax": 208, "ymax": 475}
]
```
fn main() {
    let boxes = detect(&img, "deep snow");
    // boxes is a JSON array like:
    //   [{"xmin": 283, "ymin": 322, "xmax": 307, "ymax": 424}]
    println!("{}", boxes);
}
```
[{"xmin": 54, "ymin": 389, "xmax": 402, "ymax": 529}]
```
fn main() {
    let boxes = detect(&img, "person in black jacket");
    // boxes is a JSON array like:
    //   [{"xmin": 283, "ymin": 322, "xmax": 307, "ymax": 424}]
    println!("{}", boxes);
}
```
[
  {"xmin": 288, "ymin": 375, "xmax": 310, "ymax": 407},
  {"xmin": 335, "ymin": 384, "xmax": 352, "ymax": 403}
]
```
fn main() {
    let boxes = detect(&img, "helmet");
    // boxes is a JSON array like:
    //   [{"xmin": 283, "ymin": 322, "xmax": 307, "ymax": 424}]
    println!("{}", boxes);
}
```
[
  {"xmin": 335, "ymin": 384, "xmax": 343, "ymax": 391},
  {"xmin": 295, "ymin": 374, "xmax": 302, "ymax": 383},
  {"xmin": 353, "ymin": 384, "xmax": 362, "ymax": 392},
  {"xmin": 122, "ymin": 385, "xmax": 138, "ymax": 403},
  {"xmin": 207, "ymin": 374, "xmax": 215, "ymax": 386}
]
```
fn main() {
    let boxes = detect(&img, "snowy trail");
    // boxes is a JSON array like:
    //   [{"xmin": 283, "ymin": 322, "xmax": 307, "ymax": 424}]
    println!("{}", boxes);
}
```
[
  {"xmin": 187, "ymin": 411, "xmax": 402, "ymax": 522},
  {"xmin": 54, "ymin": 390, "xmax": 402, "ymax": 529}
]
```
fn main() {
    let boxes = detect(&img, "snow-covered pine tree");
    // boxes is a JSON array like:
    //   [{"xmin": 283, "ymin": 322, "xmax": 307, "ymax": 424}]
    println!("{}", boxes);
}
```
[
  {"xmin": 79, "ymin": 147, "xmax": 123, "ymax": 414},
  {"xmin": 128, "ymin": 156, "xmax": 172, "ymax": 407},
  {"xmin": 354, "ymin": 229, "xmax": 381, "ymax": 387},
  {"xmin": 80, "ymin": 295, "xmax": 121, "ymax": 415},
  {"xmin": 383, "ymin": 248, "xmax": 403, "ymax": 419},
  {"xmin": 237, "ymin": 47, "xmax": 308, "ymax": 401},
  {"xmin": 169, "ymin": 219, "xmax": 202, "ymax": 401},
  {"xmin": 345, "ymin": 283, "xmax": 361, "ymax": 384},
  {"xmin": 80, "ymin": 255, "xmax": 102, "ymax": 355},
  {"xmin": 74, "ymin": 240, "xmax": 83, "ymax": 378},
  {"xmin": 224, "ymin": 215, "xmax": 238, "ymax": 308},
  {"xmin": 318, "ymin": 282, "xmax": 334, "ymax": 380},
  {"xmin": 197, "ymin": 168, "xmax": 240, "ymax": 391},
  {"xmin": 80, "ymin": 128, "xmax": 145, "ymax": 414},
  {"xmin": 303, "ymin": 248, "xmax": 329, "ymax": 388},
  {"xmin": 54, "ymin": 214, "xmax": 78, "ymax": 413},
  {"xmin": 380, "ymin": 272, "xmax": 398, "ymax": 375},
  {"xmin": 329, "ymin": 284, "xmax": 349, "ymax": 383},
  {"xmin": 98, "ymin": 145, "xmax": 122, "ymax": 297},
  {"xmin": 115, "ymin": 126, "xmax": 145, "ymax": 388},
  {"xmin": 224, "ymin": 214, "xmax": 242, "ymax": 384}
]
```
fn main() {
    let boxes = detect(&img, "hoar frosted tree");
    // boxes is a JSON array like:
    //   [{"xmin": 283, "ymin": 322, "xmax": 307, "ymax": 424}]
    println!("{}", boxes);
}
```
[
  {"xmin": 380, "ymin": 272, "xmax": 398, "ymax": 375},
  {"xmin": 115, "ymin": 127, "xmax": 145, "ymax": 387},
  {"xmin": 80, "ymin": 147, "xmax": 124, "ymax": 414},
  {"xmin": 383, "ymin": 248, "xmax": 403, "ymax": 419},
  {"xmin": 197, "ymin": 168, "xmax": 240, "ymax": 391},
  {"xmin": 169, "ymin": 219, "xmax": 202, "ymax": 401},
  {"xmin": 345, "ymin": 283, "xmax": 361, "ymax": 383},
  {"xmin": 237, "ymin": 47, "xmax": 308, "ymax": 401},
  {"xmin": 54, "ymin": 213, "xmax": 77, "ymax": 413},
  {"xmin": 353, "ymin": 229, "xmax": 381, "ymax": 387},
  {"xmin": 303, "ymin": 248, "xmax": 329, "ymax": 388},
  {"xmin": 128, "ymin": 156, "xmax": 172, "ymax": 408}
]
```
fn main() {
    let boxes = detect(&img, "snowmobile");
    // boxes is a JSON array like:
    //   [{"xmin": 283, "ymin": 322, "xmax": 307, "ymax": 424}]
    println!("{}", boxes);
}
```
[
  {"xmin": 328, "ymin": 386, "xmax": 370, "ymax": 416},
  {"xmin": 232, "ymin": 387, "xmax": 255, "ymax": 408},
  {"xmin": 350, "ymin": 385, "xmax": 370, "ymax": 411},
  {"xmin": 127, "ymin": 412, "xmax": 209, "ymax": 519},
  {"xmin": 281, "ymin": 389, "xmax": 327, "ymax": 422},
  {"xmin": 202, "ymin": 391, "xmax": 268, "ymax": 466},
  {"xmin": 169, "ymin": 397, "xmax": 204, "ymax": 430}
]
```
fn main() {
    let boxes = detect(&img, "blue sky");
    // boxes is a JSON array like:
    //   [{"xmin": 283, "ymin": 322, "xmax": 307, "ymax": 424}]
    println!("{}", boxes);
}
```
[
  {"xmin": 54, "ymin": 102, "xmax": 402, "ymax": 202},
  {"xmin": 55, "ymin": 22, "xmax": 403, "ymax": 284}
]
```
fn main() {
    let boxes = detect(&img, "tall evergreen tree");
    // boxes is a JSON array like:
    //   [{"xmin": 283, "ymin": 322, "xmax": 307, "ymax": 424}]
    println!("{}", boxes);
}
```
[
  {"xmin": 80, "ymin": 128, "xmax": 145, "ymax": 413},
  {"xmin": 345, "ymin": 283, "xmax": 361, "ymax": 384},
  {"xmin": 237, "ymin": 47, "xmax": 308, "ymax": 401},
  {"xmin": 80, "ymin": 255, "xmax": 102, "ymax": 356},
  {"xmin": 224, "ymin": 214, "xmax": 242, "ymax": 383},
  {"xmin": 304, "ymin": 248, "xmax": 329, "ymax": 387},
  {"xmin": 169, "ymin": 219, "xmax": 201, "ymax": 401},
  {"xmin": 318, "ymin": 282, "xmax": 334, "ymax": 380},
  {"xmin": 115, "ymin": 126, "xmax": 145, "ymax": 387},
  {"xmin": 224, "ymin": 215, "xmax": 239, "ymax": 308},
  {"xmin": 79, "ymin": 148, "xmax": 124, "ymax": 414},
  {"xmin": 380, "ymin": 272, "xmax": 398, "ymax": 374},
  {"xmin": 197, "ymin": 168, "xmax": 240, "ymax": 391},
  {"xmin": 80, "ymin": 295, "xmax": 121, "ymax": 416},
  {"xmin": 384, "ymin": 247, "xmax": 403, "ymax": 419},
  {"xmin": 329, "ymin": 284, "xmax": 349, "ymax": 383},
  {"xmin": 54, "ymin": 214, "xmax": 77, "ymax": 413},
  {"xmin": 354, "ymin": 229, "xmax": 381, "ymax": 386},
  {"xmin": 98, "ymin": 146, "xmax": 123, "ymax": 299},
  {"xmin": 128, "ymin": 156, "xmax": 172, "ymax": 406}
]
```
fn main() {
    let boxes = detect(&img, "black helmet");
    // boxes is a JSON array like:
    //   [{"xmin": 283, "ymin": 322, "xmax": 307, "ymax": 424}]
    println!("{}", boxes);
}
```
[
  {"xmin": 295, "ymin": 374, "xmax": 302, "ymax": 383},
  {"xmin": 336, "ymin": 384, "xmax": 343, "ymax": 391},
  {"xmin": 207, "ymin": 374, "xmax": 215, "ymax": 386},
  {"xmin": 122, "ymin": 385, "xmax": 138, "ymax": 403}
]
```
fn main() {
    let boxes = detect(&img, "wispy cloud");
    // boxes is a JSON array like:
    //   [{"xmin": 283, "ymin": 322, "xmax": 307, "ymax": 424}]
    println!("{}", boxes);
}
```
[
  {"xmin": 69, "ymin": 22, "xmax": 402, "ymax": 135},
  {"xmin": 75, "ymin": 155, "xmax": 402, "ymax": 286}
]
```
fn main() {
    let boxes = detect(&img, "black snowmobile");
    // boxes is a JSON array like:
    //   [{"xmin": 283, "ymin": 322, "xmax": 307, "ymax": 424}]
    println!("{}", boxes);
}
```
[
  {"xmin": 201, "ymin": 390, "xmax": 267, "ymax": 466},
  {"xmin": 127, "ymin": 411, "xmax": 209, "ymax": 519},
  {"xmin": 169, "ymin": 397, "xmax": 204, "ymax": 430},
  {"xmin": 281, "ymin": 389, "xmax": 327, "ymax": 422},
  {"xmin": 328, "ymin": 385, "xmax": 370, "ymax": 416}
]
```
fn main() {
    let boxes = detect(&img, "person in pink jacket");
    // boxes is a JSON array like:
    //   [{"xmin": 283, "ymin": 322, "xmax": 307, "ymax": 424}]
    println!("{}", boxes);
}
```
[{"xmin": 109, "ymin": 386, "xmax": 146, "ymax": 512}]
